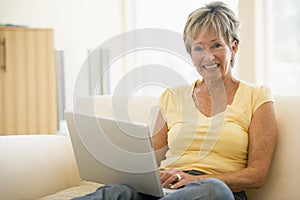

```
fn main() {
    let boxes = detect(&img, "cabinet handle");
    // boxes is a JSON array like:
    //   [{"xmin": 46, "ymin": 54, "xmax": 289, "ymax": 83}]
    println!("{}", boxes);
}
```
[{"xmin": 1, "ymin": 38, "xmax": 6, "ymax": 72}]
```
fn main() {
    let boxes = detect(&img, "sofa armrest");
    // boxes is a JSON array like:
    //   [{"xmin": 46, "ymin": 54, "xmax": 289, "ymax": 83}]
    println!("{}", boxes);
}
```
[{"xmin": 0, "ymin": 135, "xmax": 81, "ymax": 200}]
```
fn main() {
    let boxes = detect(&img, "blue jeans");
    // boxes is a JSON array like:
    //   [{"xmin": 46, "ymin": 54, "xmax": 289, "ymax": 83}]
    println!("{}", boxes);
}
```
[
  {"xmin": 71, "ymin": 178, "xmax": 245, "ymax": 200},
  {"xmin": 161, "ymin": 178, "xmax": 234, "ymax": 200}
]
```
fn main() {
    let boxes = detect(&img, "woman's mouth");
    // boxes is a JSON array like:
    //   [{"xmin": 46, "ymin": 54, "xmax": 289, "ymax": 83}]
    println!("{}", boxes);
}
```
[{"xmin": 201, "ymin": 64, "xmax": 219, "ymax": 69}]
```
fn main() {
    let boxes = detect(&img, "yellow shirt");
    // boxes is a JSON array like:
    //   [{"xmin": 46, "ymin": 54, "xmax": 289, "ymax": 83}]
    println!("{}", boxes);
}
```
[{"xmin": 158, "ymin": 80, "xmax": 273, "ymax": 174}]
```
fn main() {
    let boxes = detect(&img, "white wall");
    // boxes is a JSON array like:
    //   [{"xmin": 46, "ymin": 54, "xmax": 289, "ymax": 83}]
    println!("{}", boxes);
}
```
[
  {"xmin": 238, "ymin": 0, "xmax": 267, "ymax": 85},
  {"xmin": 0, "ymin": 0, "xmax": 124, "ymax": 109}
]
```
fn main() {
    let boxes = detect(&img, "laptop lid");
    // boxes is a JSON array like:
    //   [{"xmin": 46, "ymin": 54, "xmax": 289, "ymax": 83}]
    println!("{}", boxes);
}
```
[{"xmin": 65, "ymin": 111, "xmax": 164, "ymax": 197}]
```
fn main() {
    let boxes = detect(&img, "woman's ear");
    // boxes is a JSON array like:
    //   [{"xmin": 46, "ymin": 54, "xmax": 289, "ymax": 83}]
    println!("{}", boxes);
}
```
[
  {"xmin": 230, "ymin": 40, "xmax": 239, "ymax": 67},
  {"xmin": 231, "ymin": 40, "xmax": 238, "ymax": 55}
]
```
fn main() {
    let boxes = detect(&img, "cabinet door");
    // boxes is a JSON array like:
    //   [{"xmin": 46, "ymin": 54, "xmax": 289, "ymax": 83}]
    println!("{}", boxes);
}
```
[
  {"xmin": 0, "ymin": 31, "xmax": 4, "ymax": 133},
  {"xmin": 0, "ymin": 28, "xmax": 58, "ymax": 135},
  {"xmin": 0, "ymin": 30, "xmax": 28, "ymax": 134}
]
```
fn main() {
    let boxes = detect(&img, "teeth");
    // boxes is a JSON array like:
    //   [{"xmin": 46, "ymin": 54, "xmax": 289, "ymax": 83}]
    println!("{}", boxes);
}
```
[{"xmin": 203, "ymin": 64, "xmax": 218, "ymax": 69}]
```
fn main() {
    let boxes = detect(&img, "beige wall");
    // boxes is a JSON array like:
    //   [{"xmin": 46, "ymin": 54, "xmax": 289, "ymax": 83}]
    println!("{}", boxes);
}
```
[{"xmin": 0, "ymin": 0, "xmax": 124, "ymax": 109}]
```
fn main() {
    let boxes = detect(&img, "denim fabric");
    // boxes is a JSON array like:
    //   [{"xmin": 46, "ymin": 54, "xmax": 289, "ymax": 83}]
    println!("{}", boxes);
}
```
[
  {"xmin": 71, "ymin": 170, "xmax": 247, "ymax": 200},
  {"xmin": 160, "ymin": 178, "xmax": 234, "ymax": 200},
  {"xmin": 71, "ymin": 184, "xmax": 145, "ymax": 200},
  {"xmin": 233, "ymin": 191, "xmax": 247, "ymax": 200},
  {"xmin": 184, "ymin": 170, "xmax": 247, "ymax": 200}
]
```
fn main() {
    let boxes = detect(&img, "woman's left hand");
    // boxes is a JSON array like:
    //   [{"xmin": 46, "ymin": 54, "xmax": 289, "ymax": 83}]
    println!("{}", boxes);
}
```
[{"xmin": 159, "ymin": 168, "xmax": 201, "ymax": 189}]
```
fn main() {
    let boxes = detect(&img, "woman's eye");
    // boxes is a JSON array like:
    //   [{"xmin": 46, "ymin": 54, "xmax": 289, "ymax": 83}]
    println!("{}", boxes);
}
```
[
  {"xmin": 194, "ymin": 46, "xmax": 203, "ymax": 52},
  {"xmin": 212, "ymin": 43, "xmax": 222, "ymax": 48}
]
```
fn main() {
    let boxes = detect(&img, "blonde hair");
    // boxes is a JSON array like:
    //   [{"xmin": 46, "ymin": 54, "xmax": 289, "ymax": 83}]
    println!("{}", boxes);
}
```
[{"xmin": 183, "ymin": 1, "xmax": 240, "ymax": 57}]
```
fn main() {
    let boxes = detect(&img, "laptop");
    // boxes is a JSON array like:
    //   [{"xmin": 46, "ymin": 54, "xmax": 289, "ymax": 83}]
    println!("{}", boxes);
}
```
[{"xmin": 65, "ymin": 111, "xmax": 175, "ymax": 197}]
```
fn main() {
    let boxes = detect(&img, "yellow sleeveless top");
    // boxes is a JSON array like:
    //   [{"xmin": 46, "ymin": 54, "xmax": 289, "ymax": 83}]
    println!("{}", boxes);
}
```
[{"xmin": 158, "ymin": 80, "xmax": 273, "ymax": 174}]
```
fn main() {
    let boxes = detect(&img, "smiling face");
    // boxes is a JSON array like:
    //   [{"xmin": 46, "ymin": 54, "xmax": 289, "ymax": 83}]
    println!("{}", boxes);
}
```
[{"xmin": 191, "ymin": 30, "xmax": 238, "ymax": 81}]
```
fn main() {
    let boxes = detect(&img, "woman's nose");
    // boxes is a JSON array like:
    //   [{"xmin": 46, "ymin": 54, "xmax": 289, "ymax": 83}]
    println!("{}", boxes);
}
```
[{"xmin": 201, "ymin": 49, "xmax": 215, "ymax": 61}]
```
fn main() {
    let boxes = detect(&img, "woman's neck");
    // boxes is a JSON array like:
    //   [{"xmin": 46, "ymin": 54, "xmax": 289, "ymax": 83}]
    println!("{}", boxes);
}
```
[
  {"xmin": 193, "ymin": 76, "xmax": 240, "ymax": 116},
  {"xmin": 201, "ymin": 76, "xmax": 239, "ymax": 93}
]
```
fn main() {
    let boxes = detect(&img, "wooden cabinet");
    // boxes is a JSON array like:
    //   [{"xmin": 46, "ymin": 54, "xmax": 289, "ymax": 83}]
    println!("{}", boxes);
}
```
[{"xmin": 0, "ymin": 27, "xmax": 58, "ymax": 135}]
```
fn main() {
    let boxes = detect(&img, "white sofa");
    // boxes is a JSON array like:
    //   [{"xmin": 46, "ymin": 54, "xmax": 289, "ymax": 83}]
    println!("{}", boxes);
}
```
[{"xmin": 0, "ymin": 95, "xmax": 299, "ymax": 200}]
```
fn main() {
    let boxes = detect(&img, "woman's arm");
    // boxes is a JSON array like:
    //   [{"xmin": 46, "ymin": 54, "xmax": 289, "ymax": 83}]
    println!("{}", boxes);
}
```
[
  {"xmin": 169, "ymin": 102, "xmax": 278, "ymax": 192},
  {"xmin": 151, "ymin": 111, "xmax": 169, "ymax": 166}
]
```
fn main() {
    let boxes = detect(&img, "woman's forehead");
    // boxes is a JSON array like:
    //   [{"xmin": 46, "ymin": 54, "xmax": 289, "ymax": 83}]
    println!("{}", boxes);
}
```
[{"xmin": 193, "ymin": 30, "xmax": 225, "ymax": 44}]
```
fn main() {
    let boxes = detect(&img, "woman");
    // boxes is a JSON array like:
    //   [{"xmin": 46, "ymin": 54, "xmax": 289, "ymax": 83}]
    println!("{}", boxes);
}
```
[
  {"xmin": 154, "ymin": 1, "xmax": 277, "ymax": 200},
  {"xmin": 73, "ymin": 1, "xmax": 277, "ymax": 200}
]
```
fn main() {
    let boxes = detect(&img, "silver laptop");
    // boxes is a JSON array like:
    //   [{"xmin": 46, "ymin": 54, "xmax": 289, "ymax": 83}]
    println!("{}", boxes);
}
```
[{"xmin": 65, "ymin": 111, "xmax": 174, "ymax": 197}]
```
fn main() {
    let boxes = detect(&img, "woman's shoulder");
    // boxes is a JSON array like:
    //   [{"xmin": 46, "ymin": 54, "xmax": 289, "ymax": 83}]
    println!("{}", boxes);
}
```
[
  {"xmin": 238, "ymin": 81, "xmax": 274, "ymax": 110},
  {"xmin": 158, "ymin": 82, "xmax": 194, "ymax": 107},
  {"xmin": 239, "ymin": 80, "xmax": 272, "ymax": 95},
  {"xmin": 161, "ymin": 81, "xmax": 195, "ymax": 97}
]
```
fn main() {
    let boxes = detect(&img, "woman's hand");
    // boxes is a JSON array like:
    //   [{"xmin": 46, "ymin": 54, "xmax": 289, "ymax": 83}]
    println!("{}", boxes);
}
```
[{"xmin": 160, "ymin": 168, "xmax": 202, "ymax": 189}]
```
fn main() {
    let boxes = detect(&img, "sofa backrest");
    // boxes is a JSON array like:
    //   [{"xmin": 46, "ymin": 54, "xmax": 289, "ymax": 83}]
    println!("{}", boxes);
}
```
[
  {"xmin": 74, "ymin": 95, "xmax": 160, "ymax": 133},
  {"xmin": 75, "ymin": 95, "xmax": 300, "ymax": 200}
]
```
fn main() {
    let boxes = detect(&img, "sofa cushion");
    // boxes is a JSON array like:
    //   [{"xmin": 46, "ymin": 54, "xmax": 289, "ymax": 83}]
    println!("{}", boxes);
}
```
[{"xmin": 39, "ymin": 181, "xmax": 103, "ymax": 200}]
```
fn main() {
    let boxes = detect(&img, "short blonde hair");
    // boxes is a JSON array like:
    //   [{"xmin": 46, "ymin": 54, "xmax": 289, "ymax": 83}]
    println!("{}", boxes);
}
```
[{"xmin": 183, "ymin": 1, "xmax": 240, "ymax": 56}]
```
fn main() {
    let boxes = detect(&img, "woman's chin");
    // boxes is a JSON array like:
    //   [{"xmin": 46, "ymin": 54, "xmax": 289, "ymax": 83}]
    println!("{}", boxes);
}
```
[{"xmin": 199, "ymin": 70, "xmax": 222, "ymax": 82}]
